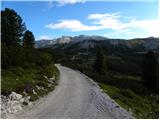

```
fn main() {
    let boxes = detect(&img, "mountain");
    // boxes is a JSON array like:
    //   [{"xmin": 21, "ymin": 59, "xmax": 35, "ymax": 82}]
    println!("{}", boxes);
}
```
[
  {"xmin": 35, "ymin": 35, "xmax": 107, "ymax": 48},
  {"xmin": 35, "ymin": 35, "xmax": 159, "ymax": 53}
]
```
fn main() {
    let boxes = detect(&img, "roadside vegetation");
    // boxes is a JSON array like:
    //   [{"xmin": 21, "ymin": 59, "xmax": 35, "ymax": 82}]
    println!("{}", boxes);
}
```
[
  {"xmin": 60, "ymin": 46, "xmax": 159, "ymax": 118},
  {"xmin": 1, "ymin": 8, "xmax": 59, "ymax": 101}
]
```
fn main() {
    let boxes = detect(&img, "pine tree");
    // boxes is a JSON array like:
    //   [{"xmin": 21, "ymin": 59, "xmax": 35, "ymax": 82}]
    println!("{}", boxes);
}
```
[
  {"xmin": 23, "ymin": 30, "xmax": 35, "ymax": 48},
  {"xmin": 1, "ymin": 8, "xmax": 26, "ymax": 46},
  {"xmin": 142, "ymin": 50, "xmax": 159, "ymax": 93}
]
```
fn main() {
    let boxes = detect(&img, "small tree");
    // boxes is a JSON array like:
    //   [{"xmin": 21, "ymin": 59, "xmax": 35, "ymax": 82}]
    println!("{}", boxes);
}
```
[
  {"xmin": 142, "ymin": 50, "xmax": 159, "ymax": 93},
  {"xmin": 23, "ymin": 30, "xmax": 35, "ymax": 48}
]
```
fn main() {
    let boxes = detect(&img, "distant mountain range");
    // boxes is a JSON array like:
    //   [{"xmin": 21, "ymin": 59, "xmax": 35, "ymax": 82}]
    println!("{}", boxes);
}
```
[
  {"xmin": 36, "ymin": 35, "xmax": 159, "ymax": 53},
  {"xmin": 36, "ymin": 35, "xmax": 107, "ymax": 48}
]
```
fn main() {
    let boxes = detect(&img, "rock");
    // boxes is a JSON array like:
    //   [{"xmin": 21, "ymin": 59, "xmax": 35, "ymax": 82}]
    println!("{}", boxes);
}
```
[
  {"xmin": 33, "ymin": 90, "xmax": 37, "ymax": 95},
  {"xmin": 28, "ymin": 102, "xmax": 32, "ymax": 106},
  {"xmin": 19, "ymin": 98, "xmax": 24, "ymax": 103},
  {"xmin": 48, "ymin": 79, "xmax": 54, "ymax": 84},
  {"xmin": 1, "ymin": 95, "xmax": 6, "ymax": 99},
  {"xmin": 36, "ymin": 85, "xmax": 41, "ymax": 90},
  {"xmin": 23, "ymin": 91, "xmax": 27, "ymax": 96},
  {"xmin": 43, "ymin": 75, "xmax": 48, "ymax": 79},
  {"xmin": 24, "ymin": 96, "xmax": 31, "ymax": 102},
  {"xmin": 40, "ymin": 86, "xmax": 45, "ymax": 90},
  {"xmin": 9, "ymin": 92, "xmax": 22, "ymax": 101},
  {"xmin": 48, "ymin": 76, "xmax": 56, "ymax": 84},
  {"xmin": 48, "ymin": 84, "xmax": 52, "ymax": 87},
  {"xmin": 50, "ymin": 76, "xmax": 55, "ymax": 80},
  {"xmin": 1, "ymin": 92, "xmax": 32, "ymax": 118},
  {"xmin": 2, "ymin": 98, "xmax": 22, "ymax": 114},
  {"xmin": 128, "ymin": 108, "xmax": 132, "ymax": 115},
  {"xmin": 10, "ymin": 103, "xmax": 22, "ymax": 113}
]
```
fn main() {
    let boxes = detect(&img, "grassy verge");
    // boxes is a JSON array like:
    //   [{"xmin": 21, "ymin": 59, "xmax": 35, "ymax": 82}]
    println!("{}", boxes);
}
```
[
  {"xmin": 99, "ymin": 83, "xmax": 159, "ymax": 119},
  {"xmin": 1, "ymin": 64, "xmax": 59, "ymax": 102}
]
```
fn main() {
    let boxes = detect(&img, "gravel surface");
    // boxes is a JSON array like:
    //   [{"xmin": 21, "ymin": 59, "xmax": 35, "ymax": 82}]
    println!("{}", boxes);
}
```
[{"xmin": 11, "ymin": 64, "xmax": 134, "ymax": 119}]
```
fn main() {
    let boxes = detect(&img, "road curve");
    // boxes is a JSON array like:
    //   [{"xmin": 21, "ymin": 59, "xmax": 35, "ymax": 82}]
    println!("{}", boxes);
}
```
[{"xmin": 13, "ymin": 64, "xmax": 133, "ymax": 119}]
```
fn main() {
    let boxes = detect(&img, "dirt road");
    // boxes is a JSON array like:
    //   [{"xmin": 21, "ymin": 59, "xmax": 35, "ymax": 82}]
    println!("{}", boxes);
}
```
[{"xmin": 13, "ymin": 64, "xmax": 133, "ymax": 119}]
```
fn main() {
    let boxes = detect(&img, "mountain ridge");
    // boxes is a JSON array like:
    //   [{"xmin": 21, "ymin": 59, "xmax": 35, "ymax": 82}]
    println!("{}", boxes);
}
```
[{"xmin": 35, "ymin": 35, "xmax": 159, "ymax": 52}]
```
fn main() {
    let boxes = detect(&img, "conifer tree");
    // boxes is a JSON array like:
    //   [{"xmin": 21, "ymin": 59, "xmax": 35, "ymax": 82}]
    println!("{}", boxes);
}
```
[
  {"xmin": 23, "ymin": 30, "xmax": 35, "ymax": 48},
  {"xmin": 1, "ymin": 8, "xmax": 26, "ymax": 46}
]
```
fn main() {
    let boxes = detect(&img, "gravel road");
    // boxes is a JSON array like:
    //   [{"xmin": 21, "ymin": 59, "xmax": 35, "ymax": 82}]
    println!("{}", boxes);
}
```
[{"xmin": 12, "ymin": 64, "xmax": 133, "ymax": 119}]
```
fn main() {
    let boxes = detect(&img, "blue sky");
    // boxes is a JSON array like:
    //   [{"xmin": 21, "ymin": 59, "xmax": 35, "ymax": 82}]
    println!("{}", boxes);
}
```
[{"xmin": 1, "ymin": 0, "xmax": 159, "ymax": 40}]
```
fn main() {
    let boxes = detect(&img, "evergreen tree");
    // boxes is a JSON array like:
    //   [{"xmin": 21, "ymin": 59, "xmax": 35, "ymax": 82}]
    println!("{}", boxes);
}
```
[
  {"xmin": 93, "ymin": 46, "xmax": 107, "ymax": 75},
  {"xmin": 1, "ymin": 8, "xmax": 26, "ymax": 46},
  {"xmin": 142, "ymin": 50, "xmax": 159, "ymax": 93},
  {"xmin": 23, "ymin": 30, "xmax": 35, "ymax": 48}
]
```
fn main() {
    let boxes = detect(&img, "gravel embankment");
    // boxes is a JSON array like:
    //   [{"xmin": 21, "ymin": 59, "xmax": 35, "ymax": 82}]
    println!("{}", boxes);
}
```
[{"xmin": 10, "ymin": 64, "xmax": 134, "ymax": 119}]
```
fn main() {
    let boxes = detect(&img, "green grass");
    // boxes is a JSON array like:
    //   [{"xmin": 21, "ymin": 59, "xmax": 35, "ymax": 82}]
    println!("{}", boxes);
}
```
[
  {"xmin": 1, "ymin": 64, "xmax": 59, "ymax": 101},
  {"xmin": 99, "ymin": 83, "xmax": 159, "ymax": 119}
]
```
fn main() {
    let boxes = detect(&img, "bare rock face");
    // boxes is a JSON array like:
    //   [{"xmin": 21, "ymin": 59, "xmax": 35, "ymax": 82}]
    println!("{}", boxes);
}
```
[{"xmin": 1, "ymin": 92, "xmax": 31, "ymax": 118}]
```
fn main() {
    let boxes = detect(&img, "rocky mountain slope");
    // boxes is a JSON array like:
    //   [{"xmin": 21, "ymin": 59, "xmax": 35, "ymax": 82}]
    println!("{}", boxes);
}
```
[{"xmin": 36, "ymin": 35, "xmax": 159, "ymax": 53}]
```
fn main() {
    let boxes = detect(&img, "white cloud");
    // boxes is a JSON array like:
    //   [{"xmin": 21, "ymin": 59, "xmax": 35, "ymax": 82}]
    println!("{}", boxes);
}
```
[
  {"xmin": 87, "ymin": 13, "xmax": 121, "ymax": 20},
  {"xmin": 45, "ymin": 13, "xmax": 125, "ymax": 32},
  {"xmin": 44, "ymin": 0, "xmax": 85, "ymax": 10},
  {"xmin": 87, "ymin": 13, "xmax": 125, "ymax": 30},
  {"xmin": 45, "ymin": 19, "xmax": 100, "ymax": 31},
  {"xmin": 88, "ymin": 13, "xmax": 160, "ymax": 36},
  {"xmin": 39, "ymin": 35, "xmax": 52, "ymax": 40},
  {"xmin": 103, "ymin": 19, "xmax": 160, "ymax": 39},
  {"xmin": 45, "ymin": 13, "xmax": 123, "ymax": 31},
  {"xmin": 55, "ymin": 0, "xmax": 85, "ymax": 6}
]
